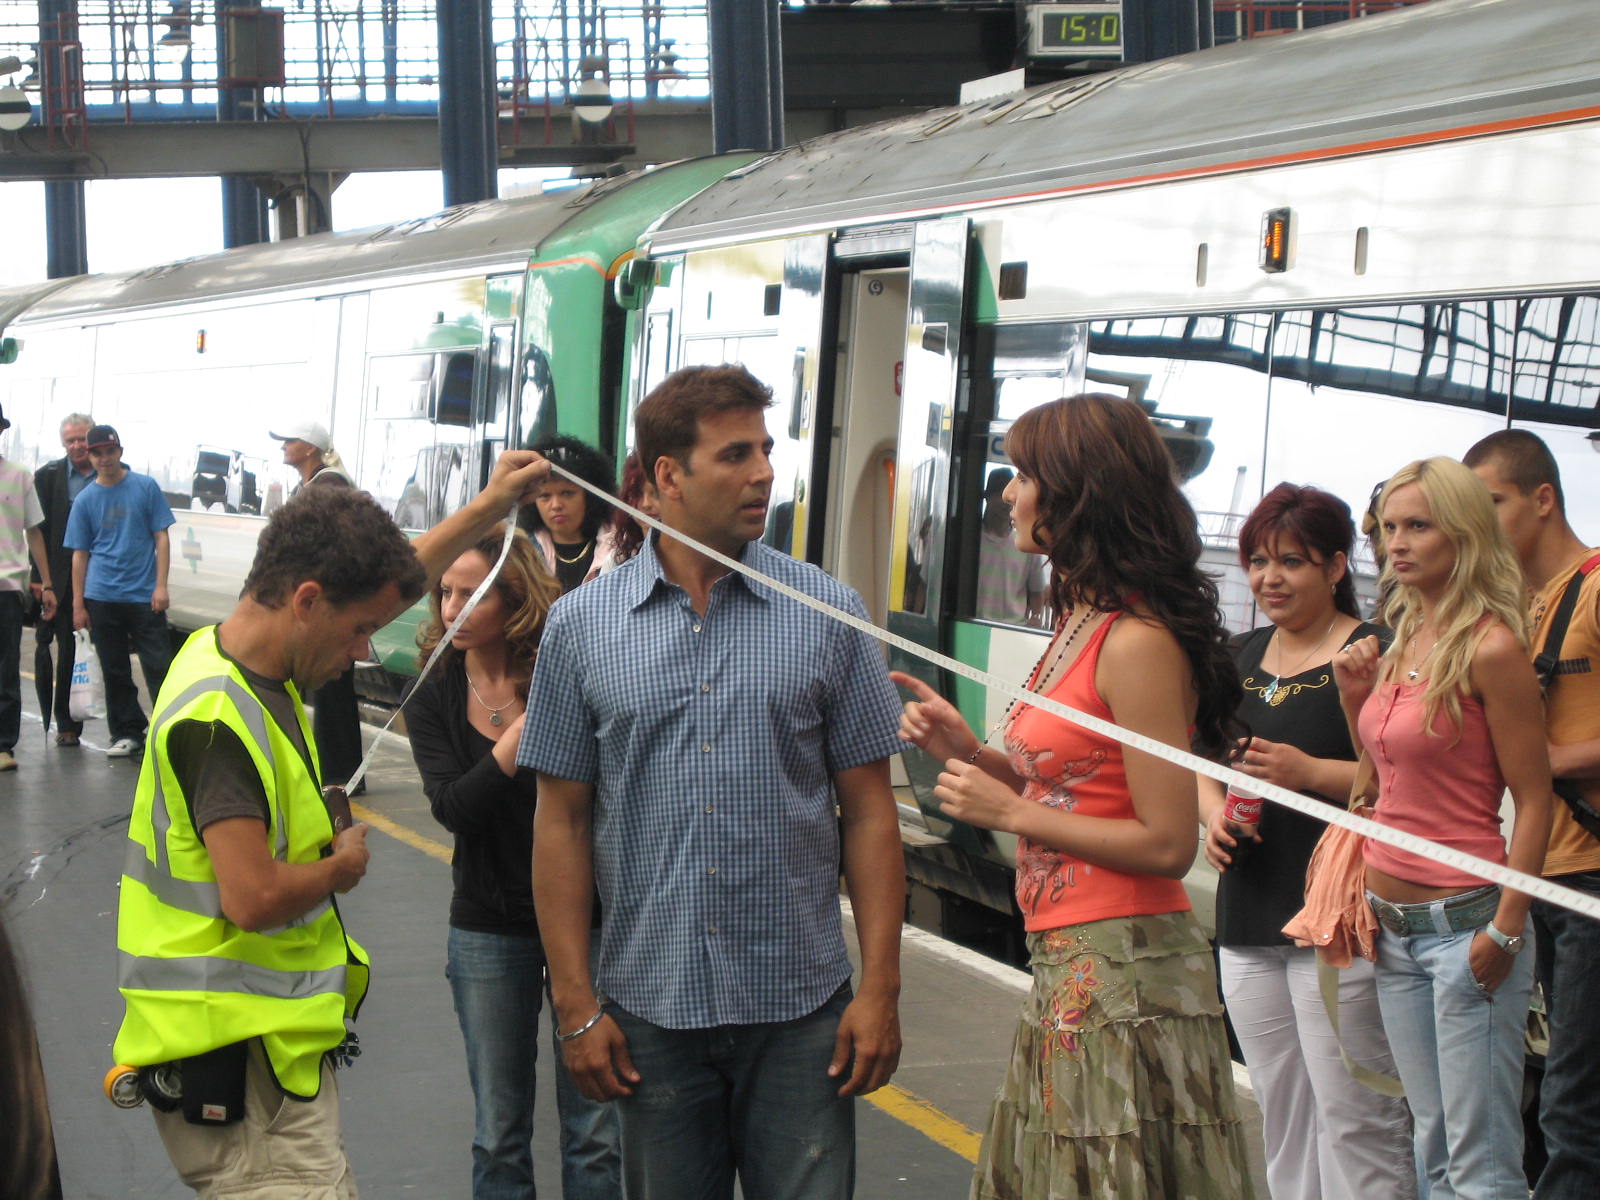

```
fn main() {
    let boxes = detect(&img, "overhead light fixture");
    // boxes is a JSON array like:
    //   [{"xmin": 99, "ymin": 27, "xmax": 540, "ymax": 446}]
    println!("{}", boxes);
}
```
[
  {"xmin": 571, "ymin": 54, "xmax": 612, "ymax": 125},
  {"xmin": 0, "ymin": 56, "xmax": 21, "ymax": 77},
  {"xmin": 647, "ymin": 39, "xmax": 688, "ymax": 97},
  {"xmin": 157, "ymin": 1, "xmax": 195, "ymax": 49}
]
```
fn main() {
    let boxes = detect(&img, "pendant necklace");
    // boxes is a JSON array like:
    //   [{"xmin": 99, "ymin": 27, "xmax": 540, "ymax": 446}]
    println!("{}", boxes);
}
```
[
  {"xmin": 967, "ymin": 605, "xmax": 1098, "ymax": 763},
  {"xmin": 466, "ymin": 673, "xmax": 517, "ymax": 727},
  {"xmin": 1262, "ymin": 616, "xmax": 1338, "ymax": 705},
  {"xmin": 555, "ymin": 540, "xmax": 593, "ymax": 565}
]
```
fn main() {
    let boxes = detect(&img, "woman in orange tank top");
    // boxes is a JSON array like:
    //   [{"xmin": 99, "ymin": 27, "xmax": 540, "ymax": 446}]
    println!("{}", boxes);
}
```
[{"xmin": 894, "ymin": 393, "xmax": 1254, "ymax": 1199}]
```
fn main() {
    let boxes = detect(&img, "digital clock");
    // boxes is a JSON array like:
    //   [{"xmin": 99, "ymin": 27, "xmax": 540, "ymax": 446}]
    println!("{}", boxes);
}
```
[{"xmin": 1028, "ymin": 2, "xmax": 1125, "ymax": 60}]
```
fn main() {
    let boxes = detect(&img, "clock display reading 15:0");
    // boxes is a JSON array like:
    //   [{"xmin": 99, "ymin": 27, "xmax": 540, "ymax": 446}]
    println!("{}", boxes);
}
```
[{"xmin": 1041, "ymin": 12, "xmax": 1121, "ymax": 49}]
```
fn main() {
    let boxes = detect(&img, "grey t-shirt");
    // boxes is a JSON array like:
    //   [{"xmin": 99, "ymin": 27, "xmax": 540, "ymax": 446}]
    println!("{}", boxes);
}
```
[{"xmin": 169, "ymin": 658, "xmax": 315, "ymax": 834}]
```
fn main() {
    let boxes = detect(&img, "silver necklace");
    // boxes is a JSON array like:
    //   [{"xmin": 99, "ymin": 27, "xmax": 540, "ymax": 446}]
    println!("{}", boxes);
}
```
[
  {"xmin": 967, "ymin": 605, "xmax": 1098, "ymax": 763},
  {"xmin": 1405, "ymin": 634, "xmax": 1433, "ymax": 682},
  {"xmin": 1262, "ymin": 616, "xmax": 1338, "ymax": 705},
  {"xmin": 466, "ymin": 673, "xmax": 517, "ymax": 726}
]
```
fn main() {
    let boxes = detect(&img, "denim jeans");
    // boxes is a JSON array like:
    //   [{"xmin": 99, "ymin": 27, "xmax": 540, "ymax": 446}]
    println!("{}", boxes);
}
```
[
  {"xmin": 1531, "ymin": 868, "xmax": 1600, "ymax": 1199},
  {"xmin": 445, "ymin": 927, "xmax": 621, "ymax": 1200},
  {"xmin": 1373, "ymin": 904, "xmax": 1534, "ymax": 1200},
  {"xmin": 1220, "ymin": 945, "xmax": 1416, "ymax": 1199},
  {"xmin": 85, "ymin": 599, "xmax": 171, "ymax": 743},
  {"xmin": 607, "ymin": 983, "xmax": 855, "ymax": 1200},
  {"xmin": 0, "ymin": 591, "xmax": 23, "ymax": 753}
]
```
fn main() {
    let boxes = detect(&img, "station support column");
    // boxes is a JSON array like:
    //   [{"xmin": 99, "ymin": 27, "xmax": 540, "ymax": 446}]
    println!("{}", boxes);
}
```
[
  {"xmin": 218, "ymin": 0, "xmax": 269, "ymax": 247},
  {"xmin": 38, "ymin": 0, "xmax": 86, "ymax": 276},
  {"xmin": 1123, "ymin": 0, "xmax": 1211, "ymax": 63},
  {"xmin": 709, "ymin": 0, "xmax": 784, "ymax": 154},
  {"xmin": 436, "ymin": 0, "xmax": 497, "ymax": 209}
]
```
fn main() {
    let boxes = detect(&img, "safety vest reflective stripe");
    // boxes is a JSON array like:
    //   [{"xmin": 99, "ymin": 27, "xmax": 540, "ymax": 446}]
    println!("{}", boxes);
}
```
[
  {"xmin": 144, "ymin": 672, "xmax": 288, "ymax": 864},
  {"xmin": 119, "ymin": 951, "xmax": 347, "ymax": 1001},
  {"xmin": 120, "ymin": 844, "xmax": 331, "ymax": 929},
  {"xmin": 122, "ymin": 839, "xmax": 222, "ymax": 918}
]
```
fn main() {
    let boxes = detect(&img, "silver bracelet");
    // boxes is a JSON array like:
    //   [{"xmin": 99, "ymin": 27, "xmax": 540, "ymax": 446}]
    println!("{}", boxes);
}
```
[{"xmin": 555, "ymin": 1008, "xmax": 605, "ymax": 1042}]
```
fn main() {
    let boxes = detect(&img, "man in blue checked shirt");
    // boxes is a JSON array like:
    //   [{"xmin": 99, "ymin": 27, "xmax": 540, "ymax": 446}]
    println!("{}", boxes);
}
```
[{"xmin": 522, "ymin": 364, "xmax": 906, "ymax": 1200}]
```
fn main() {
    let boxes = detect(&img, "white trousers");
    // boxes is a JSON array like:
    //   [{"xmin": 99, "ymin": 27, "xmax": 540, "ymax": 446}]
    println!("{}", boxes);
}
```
[{"xmin": 1220, "ymin": 944, "xmax": 1417, "ymax": 1200}]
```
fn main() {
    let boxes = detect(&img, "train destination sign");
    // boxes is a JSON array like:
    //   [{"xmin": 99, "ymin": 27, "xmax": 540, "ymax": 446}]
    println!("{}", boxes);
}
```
[{"xmin": 1028, "ymin": 2, "xmax": 1125, "ymax": 60}]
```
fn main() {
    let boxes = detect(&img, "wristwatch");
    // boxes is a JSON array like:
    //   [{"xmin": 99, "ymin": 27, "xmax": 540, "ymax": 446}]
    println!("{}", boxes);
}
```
[{"xmin": 1485, "ymin": 922, "xmax": 1526, "ymax": 955}]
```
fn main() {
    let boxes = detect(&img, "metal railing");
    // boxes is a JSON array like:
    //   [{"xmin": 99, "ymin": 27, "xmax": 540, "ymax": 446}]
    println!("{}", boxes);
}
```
[
  {"xmin": 1212, "ymin": 0, "xmax": 1433, "ymax": 44},
  {"xmin": 0, "ymin": 1, "xmax": 709, "ymax": 138}
]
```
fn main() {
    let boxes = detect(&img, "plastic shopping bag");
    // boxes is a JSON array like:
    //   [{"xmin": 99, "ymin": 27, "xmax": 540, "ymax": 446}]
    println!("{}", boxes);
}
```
[{"xmin": 69, "ymin": 629, "xmax": 105, "ymax": 722}]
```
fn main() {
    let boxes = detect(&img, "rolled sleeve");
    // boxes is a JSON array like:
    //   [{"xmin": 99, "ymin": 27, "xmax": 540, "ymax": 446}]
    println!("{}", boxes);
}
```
[{"xmin": 518, "ymin": 602, "xmax": 598, "ymax": 782}]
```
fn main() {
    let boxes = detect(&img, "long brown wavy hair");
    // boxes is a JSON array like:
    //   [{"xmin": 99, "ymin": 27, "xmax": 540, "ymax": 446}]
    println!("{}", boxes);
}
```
[
  {"xmin": 416, "ymin": 526, "xmax": 560, "ymax": 692},
  {"xmin": 1007, "ymin": 393, "xmax": 1241, "ymax": 757}
]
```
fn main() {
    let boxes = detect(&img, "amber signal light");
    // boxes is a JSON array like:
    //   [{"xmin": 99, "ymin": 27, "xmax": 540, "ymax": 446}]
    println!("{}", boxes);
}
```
[{"xmin": 1260, "ymin": 208, "xmax": 1292, "ymax": 274}]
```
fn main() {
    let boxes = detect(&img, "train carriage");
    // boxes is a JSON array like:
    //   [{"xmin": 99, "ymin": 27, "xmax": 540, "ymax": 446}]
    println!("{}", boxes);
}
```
[
  {"xmin": 0, "ymin": 154, "xmax": 747, "ymax": 691},
  {"xmin": 619, "ymin": 0, "xmax": 1600, "ymax": 924}
]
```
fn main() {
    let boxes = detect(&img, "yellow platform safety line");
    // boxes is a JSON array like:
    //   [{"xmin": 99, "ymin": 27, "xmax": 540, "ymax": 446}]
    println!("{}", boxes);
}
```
[
  {"xmin": 350, "ymin": 801, "xmax": 452, "ymax": 866},
  {"xmin": 349, "ymin": 799, "xmax": 984, "ymax": 1164},
  {"xmin": 866, "ymin": 1084, "xmax": 982, "ymax": 1163}
]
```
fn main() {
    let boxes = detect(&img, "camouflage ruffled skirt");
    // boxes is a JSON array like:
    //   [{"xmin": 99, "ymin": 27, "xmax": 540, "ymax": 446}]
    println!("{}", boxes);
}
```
[{"xmin": 971, "ymin": 910, "xmax": 1257, "ymax": 1199}]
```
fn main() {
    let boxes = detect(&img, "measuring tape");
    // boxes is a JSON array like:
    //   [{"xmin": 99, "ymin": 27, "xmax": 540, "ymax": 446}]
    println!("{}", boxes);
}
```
[
  {"xmin": 340, "ymin": 507, "xmax": 521, "ymax": 796},
  {"xmin": 543, "ymin": 463, "xmax": 1600, "ymax": 925}
]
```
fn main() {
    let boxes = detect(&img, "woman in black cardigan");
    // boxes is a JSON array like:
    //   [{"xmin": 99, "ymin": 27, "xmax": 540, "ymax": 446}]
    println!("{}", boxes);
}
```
[{"xmin": 407, "ymin": 526, "xmax": 620, "ymax": 1200}]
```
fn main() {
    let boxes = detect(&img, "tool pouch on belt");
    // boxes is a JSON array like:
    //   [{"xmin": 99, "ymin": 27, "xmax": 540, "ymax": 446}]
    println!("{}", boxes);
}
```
[{"xmin": 180, "ymin": 1041, "xmax": 248, "ymax": 1126}]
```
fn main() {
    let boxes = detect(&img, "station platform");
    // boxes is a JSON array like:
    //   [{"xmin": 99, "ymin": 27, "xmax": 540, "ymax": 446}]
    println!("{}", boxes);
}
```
[{"xmin": 1, "ymin": 690, "xmax": 1267, "ymax": 1197}]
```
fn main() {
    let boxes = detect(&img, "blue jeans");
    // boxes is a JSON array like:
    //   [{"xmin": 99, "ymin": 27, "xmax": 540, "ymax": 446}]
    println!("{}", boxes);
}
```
[
  {"xmin": 445, "ymin": 927, "xmax": 621, "ymax": 1200},
  {"xmin": 0, "ymin": 590, "xmax": 22, "ymax": 752},
  {"xmin": 1374, "ymin": 903, "xmax": 1534, "ymax": 1200},
  {"xmin": 1532, "ymin": 869, "xmax": 1600, "ymax": 1199},
  {"xmin": 607, "ymin": 983, "xmax": 855, "ymax": 1200},
  {"xmin": 85, "ymin": 599, "xmax": 171, "ymax": 743}
]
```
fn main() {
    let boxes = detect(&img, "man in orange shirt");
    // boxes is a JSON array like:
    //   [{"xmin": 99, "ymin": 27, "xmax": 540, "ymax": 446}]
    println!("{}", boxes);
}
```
[{"xmin": 1467, "ymin": 430, "xmax": 1600, "ymax": 1199}]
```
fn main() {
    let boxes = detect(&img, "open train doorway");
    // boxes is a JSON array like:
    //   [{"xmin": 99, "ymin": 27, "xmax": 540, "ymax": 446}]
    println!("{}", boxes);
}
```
[{"xmin": 821, "ymin": 266, "xmax": 908, "ymax": 629}]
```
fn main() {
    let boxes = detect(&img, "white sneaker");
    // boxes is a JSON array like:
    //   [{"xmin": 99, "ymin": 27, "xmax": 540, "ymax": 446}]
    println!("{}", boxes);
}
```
[{"xmin": 107, "ymin": 738, "xmax": 141, "ymax": 758}]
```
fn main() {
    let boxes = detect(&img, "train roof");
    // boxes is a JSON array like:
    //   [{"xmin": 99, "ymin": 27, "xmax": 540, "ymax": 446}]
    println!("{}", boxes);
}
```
[
  {"xmin": 5, "ymin": 155, "xmax": 742, "ymax": 327},
  {"xmin": 651, "ymin": 0, "xmax": 1600, "ymax": 251}
]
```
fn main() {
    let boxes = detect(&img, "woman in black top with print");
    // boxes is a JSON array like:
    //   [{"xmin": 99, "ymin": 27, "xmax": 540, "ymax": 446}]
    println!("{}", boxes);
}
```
[
  {"xmin": 406, "ymin": 525, "xmax": 620, "ymax": 1200},
  {"xmin": 1199, "ymin": 484, "xmax": 1415, "ymax": 1200}
]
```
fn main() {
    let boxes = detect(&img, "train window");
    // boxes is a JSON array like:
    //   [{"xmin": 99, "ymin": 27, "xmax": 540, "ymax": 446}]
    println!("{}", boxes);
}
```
[
  {"xmin": 961, "ymin": 322, "xmax": 1087, "ymax": 628},
  {"xmin": 435, "ymin": 352, "xmax": 475, "ymax": 428},
  {"xmin": 1265, "ymin": 301, "xmax": 1515, "ymax": 618},
  {"xmin": 370, "ymin": 354, "xmax": 433, "ymax": 420},
  {"xmin": 363, "ymin": 350, "xmax": 477, "ymax": 528},
  {"xmin": 1505, "ymin": 294, "xmax": 1600, "ymax": 546},
  {"xmin": 1080, "ymin": 313, "xmax": 1272, "ymax": 629}
]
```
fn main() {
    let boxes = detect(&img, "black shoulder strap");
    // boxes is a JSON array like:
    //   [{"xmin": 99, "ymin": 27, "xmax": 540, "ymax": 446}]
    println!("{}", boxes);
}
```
[
  {"xmin": 1537, "ymin": 554, "xmax": 1600, "ymax": 842},
  {"xmin": 1534, "ymin": 553, "xmax": 1600, "ymax": 692}
]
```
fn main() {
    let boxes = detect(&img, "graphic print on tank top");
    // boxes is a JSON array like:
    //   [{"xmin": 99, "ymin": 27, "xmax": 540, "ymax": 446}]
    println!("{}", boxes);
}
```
[{"xmin": 1005, "ymin": 737, "xmax": 1108, "ymax": 917}]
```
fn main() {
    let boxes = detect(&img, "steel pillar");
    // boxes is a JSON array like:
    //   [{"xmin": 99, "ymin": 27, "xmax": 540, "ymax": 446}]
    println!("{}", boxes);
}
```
[
  {"xmin": 436, "ymin": 0, "xmax": 497, "ymax": 209},
  {"xmin": 218, "ymin": 0, "xmax": 269, "ymax": 246},
  {"xmin": 708, "ymin": 0, "xmax": 783, "ymax": 154},
  {"xmin": 38, "ymin": 0, "xmax": 86, "ymax": 276},
  {"xmin": 43, "ymin": 179, "xmax": 87, "ymax": 278},
  {"xmin": 1123, "ymin": 0, "xmax": 1210, "ymax": 63}
]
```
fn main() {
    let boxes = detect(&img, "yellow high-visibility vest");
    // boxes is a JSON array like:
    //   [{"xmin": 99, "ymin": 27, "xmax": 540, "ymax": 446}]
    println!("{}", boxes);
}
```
[{"xmin": 114, "ymin": 627, "xmax": 369, "ymax": 1098}]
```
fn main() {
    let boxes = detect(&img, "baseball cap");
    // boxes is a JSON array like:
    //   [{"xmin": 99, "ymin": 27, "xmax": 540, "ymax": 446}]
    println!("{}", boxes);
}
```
[
  {"xmin": 86, "ymin": 424, "xmax": 121, "ymax": 450},
  {"xmin": 269, "ymin": 420, "xmax": 331, "ymax": 452}
]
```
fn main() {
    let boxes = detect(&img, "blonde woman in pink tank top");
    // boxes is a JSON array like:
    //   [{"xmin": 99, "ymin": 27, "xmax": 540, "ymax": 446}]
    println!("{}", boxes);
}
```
[
  {"xmin": 1334, "ymin": 456, "xmax": 1551, "ymax": 1200},
  {"xmin": 895, "ymin": 394, "xmax": 1254, "ymax": 1199}
]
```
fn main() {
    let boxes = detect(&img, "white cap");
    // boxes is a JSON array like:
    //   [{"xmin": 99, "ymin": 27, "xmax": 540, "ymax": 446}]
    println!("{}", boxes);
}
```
[{"xmin": 269, "ymin": 420, "xmax": 331, "ymax": 452}]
